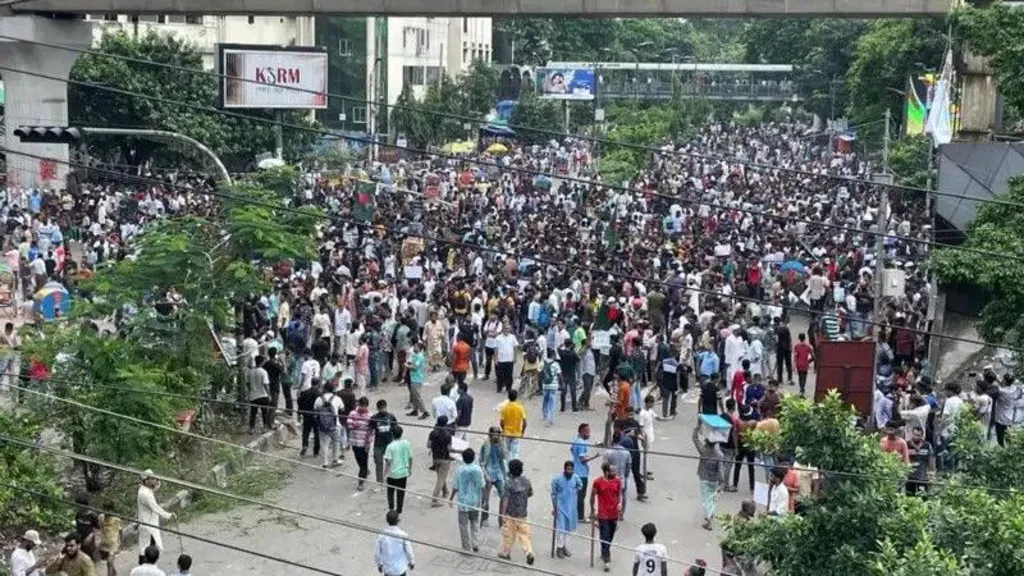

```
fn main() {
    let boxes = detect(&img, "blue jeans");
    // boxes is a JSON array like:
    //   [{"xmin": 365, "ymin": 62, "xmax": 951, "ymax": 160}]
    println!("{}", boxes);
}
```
[
  {"xmin": 597, "ymin": 519, "xmax": 617, "ymax": 561},
  {"xmin": 542, "ymin": 388, "xmax": 557, "ymax": 423},
  {"xmin": 504, "ymin": 437, "xmax": 521, "ymax": 460},
  {"xmin": 369, "ymin": 351, "xmax": 380, "ymax": 388}
]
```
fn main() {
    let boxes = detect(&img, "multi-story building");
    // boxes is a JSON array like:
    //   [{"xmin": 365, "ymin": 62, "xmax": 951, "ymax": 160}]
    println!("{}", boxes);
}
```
[{"xmin": 84, "ymin": 15, "xmax": 492, "ymax": 136}]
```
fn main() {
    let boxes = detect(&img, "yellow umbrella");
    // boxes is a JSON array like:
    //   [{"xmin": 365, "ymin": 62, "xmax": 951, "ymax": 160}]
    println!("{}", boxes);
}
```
[
  {"xmin": 442, "ymin": 141, "xmax": 475, "ymax": 154},
  {"xmin": 486, "ymin": 142, "xmax": 509, "ymax": 154}
]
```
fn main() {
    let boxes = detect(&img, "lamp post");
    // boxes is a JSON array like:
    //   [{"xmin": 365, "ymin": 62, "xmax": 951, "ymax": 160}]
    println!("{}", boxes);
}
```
[{"xmin": 628, "ymin": 41, "xmax": 653, "ymax": 102}]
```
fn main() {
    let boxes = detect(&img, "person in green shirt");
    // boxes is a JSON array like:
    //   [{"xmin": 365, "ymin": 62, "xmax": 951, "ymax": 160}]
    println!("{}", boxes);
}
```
[
  {"xmin": 47, "ymin": 533, "xmax": 96, "ymax": 576},
  {"xmin": 572, "ymin": 325, "xmax": 587, "ymax": 353},
  {"xmin": 384, "ymin": 425, "xmax": 413, "ymax": 514}
]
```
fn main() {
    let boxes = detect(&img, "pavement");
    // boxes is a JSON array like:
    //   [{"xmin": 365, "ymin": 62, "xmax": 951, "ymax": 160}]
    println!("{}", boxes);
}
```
[{"xmin": 113, "ymin": 339, "xmax": 818, "ymax": 576}]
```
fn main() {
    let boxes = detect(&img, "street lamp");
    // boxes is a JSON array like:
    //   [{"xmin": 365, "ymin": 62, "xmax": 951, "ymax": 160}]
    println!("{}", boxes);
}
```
[{"xmin": 628, "ymin": 41, "xmax": 653, "ymax": 102}]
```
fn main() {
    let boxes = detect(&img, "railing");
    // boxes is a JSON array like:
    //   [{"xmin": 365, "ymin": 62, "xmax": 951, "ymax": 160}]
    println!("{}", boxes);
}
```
[{"xmin": 599, "ymin": 81, "xmax": 801, "ymax": 101}]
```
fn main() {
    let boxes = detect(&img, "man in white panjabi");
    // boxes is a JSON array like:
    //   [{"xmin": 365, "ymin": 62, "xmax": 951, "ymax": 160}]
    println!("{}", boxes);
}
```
[{"xmin": 137, "ymin": 470, "xmax": 175, "ymax": 564}]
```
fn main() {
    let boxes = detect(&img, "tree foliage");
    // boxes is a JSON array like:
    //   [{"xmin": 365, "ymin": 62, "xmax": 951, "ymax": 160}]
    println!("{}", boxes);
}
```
[
  {"xmin": 930, "ymin": 177, "xmax": 1024, "ymax": 353},
  {"xmin": 845, "ymin": 20, "xmax": 946, "ymax": 148},
  {"xmin": 0, "ymin": 411, "xmax": 70, "ymax": 533},
  {"xmin": 508, "ymin": 88, "xmax": 562, "ymax": 146},
  {"xmin": 70, "ymin": 30, "xmax": 319, "ymax": 170},
  {"xmin": 725, "ymin": 392, "xmax": 1024, "ymax": 575}
]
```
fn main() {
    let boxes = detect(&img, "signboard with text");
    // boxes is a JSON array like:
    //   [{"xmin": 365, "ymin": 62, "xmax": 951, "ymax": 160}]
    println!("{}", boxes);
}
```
[
  {"xmin": 536, "ymin": 68, "xmax": 595, "ymax": 100},
  {"xmin": 219, "ymin": 44, "xmax": 328, "ymax": 109}
]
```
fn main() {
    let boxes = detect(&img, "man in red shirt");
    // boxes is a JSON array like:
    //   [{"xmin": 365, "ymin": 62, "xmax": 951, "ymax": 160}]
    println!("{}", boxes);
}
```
[
  {"xmin": 590, "ymin": 462, "xmax": 622, "ymax": 572},
  {"xmin": 792, "ymin": 333, "xmax": 814, "ymax": 396},
  {"xmin": 730, "ymin": 360, "xmax": 750, "ymax": 407}
]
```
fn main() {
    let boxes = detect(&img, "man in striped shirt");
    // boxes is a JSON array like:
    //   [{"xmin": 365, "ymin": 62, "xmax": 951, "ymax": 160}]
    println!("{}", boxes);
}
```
[{"xmin": 347, "ymin": 396, "xmax": 373, "ymax": 490}]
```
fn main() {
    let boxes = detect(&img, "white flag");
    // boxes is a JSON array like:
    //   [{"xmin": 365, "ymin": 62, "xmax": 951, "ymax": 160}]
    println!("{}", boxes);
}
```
[{"xmin": 925, "ymin": 50, "xmax": 954, "ymax": 146}]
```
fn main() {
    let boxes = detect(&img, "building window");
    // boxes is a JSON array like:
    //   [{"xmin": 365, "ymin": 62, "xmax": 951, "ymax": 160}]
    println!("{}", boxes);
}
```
[
  {"xmin": 338, "ymin": 38, "xmax": 351, "ymax": 56},
  {"xmin": 425, "ymin": 66, "xmax": 441, "ymax": 85},
  {"xmin": 352, "ymin": 106, "xmax": 368, "ymax": 124},
  {"xmin": 463, "ymin": 48, "xmax": 468, "ymax": 64},
  {"xmin": 247, "ymin": 15, "xmax": 255, "ymax": 25},
  {"xmin": 166, "ymin": 15, "xmax": 185, "ymax": 24},
  {"xmin": 463, "ymin": 18, "xmax": 468, "ymax": 33},
  {"xmin": 185, "ymin": 14, "xmax": 202, "ymax": 24},
  {"xmin": 402, "ymin": 66, "xmax": 426, "ymax": 86}
]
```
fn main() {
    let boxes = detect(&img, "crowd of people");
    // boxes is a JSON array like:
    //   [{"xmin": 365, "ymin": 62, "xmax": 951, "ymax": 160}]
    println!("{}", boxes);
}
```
[{"xmin": 7, "ymin": 117, "xmax": 1013, "ymax": 576}]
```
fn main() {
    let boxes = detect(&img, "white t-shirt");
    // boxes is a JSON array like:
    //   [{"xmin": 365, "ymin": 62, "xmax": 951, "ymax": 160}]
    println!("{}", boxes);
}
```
[
  {"xmin": 300, "ymin": 358, "xmax": 321, "ymax": 391},
  {"xmin": 633, "ymin": 542, "xmax": 668, "ymax": 575},
  {"xmin": 768, "ymin": 482, "xmax": 790, "ymax": 516},
  {"xmin": 129, "ymin": 564, "xmax": 167, "ymax": 576},
  {"xmin": 494, "ymin": 334, "xmax": 519, "ymax": 363},
  {"xmin": 637, "ymin": 408, "xmax": 656, "ymax": 448}
]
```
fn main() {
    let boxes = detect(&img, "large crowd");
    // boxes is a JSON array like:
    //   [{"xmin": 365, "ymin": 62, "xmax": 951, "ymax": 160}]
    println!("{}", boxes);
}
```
[{"xmin": 8, "ymin": 119, "xmax": 1023, "ymax": 576}]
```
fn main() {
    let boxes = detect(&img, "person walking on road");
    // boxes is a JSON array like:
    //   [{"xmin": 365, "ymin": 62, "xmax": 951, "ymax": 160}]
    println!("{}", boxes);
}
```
[
  {"xmin": 369, "ymin": 399, "xmax": 398, "ymax": 489},
  {"xmin": 632, "ymin": 522, "xmax": 668, "ymax": 576},
  {"xmin": 384, "ymin": 425, "xmax": 413, "ymax": 514},
  {"xmin": 428, "ymin": 416, "xmax": 454, "ymax": 507},
  {"xmin": 551, "ymin": 460, "xmax": 582, "ymax": 560},
  {"xmin": 693, "ymin": 424, "xmax": 724, "ymax": 531},
  {"xmin": 497, "ymin": 458, "xmax": 535, "ymax": 565},
  {"xmin": 479, "ymin": 426, "xmax": 507, "ymax": 527},
  {"xmin": 375, "ymin": 510, "xmax": 415, "ymax": 576},
  {"xmin": 346, "ymin": 396, "xmax": 372, "ymax": 490},
  {"xmin": 136, "ymin": 471, "xmax": 174, "ymax": 566},
  {"xmin": 500, "ymin": 389, "xmax": 528, "ymax": 460},
  {"xmin": 449, "ymin": 448, "xmax": 485, "ymax": 552},
  {"xmin": 314, "ymin": 384, "xmax": 345, "ymax": 468},
  {"xmin": 570, "ymin": 423, "xmax": 600, "ymax": 522},
  {"xmin": 591, "ymin": 461, "xmax": 623, "ymax": 572},
  {"xmin": 406, "ymin": 341, "xmax": 430, "ymax": 420}
]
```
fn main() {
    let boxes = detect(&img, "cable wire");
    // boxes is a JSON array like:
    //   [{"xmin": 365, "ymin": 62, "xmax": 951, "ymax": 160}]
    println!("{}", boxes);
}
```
[
  {"xmin": 5, "ymin": 33, "xmax": 1007, "ymax": 205},
  {"xmin": 0, "ymin": 433, "xmax": 701, "ymax": 576},
  {"xmin": 0, "ymin": 480, "xmax": 350, "ymax": 575},
  {"xmin": 0, "ymin": 61, "xmax": 1010, "ymax": 263},
  {"xmin": 2, "ymin": 145, "xmax": 1014, "ymax": 355},
  {"xmin": 7, "ymin": 380, "xmax": 725, "ymax": 572}
]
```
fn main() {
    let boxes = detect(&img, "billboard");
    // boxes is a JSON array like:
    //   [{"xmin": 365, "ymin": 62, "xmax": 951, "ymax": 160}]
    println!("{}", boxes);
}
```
[
  {"xmin": 537, "ymin": 68, "xmax": 595, "ymax": 100},
  {"xmin": 219, "ymin": 44, "xmax": 328, "ymax": 109}
]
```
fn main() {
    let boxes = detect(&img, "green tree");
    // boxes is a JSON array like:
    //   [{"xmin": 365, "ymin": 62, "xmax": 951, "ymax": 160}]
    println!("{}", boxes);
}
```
[
  {"xmin": 888, "ymin": 135, "xmax": 934, "ymax": 189},
  {"xmin": 509, "ymin": 89, "xmax": 561, "ymax": 145},
  {"xmin": 459, "ymin": 60, "xmax": 500, "ymax": 118},
  {"xmin": 845, "ymin": 20, "xmax": 946, "ymax": 148},
  {"xmin": 0, "ymin": 411, "xmax": 70, "ymax": 532},
  {"xmin": 390, "ymin": 83, "xmax": 432, "ymax": 149},
  {"xmin": 421, "ymin": 74, "xmax": 468, "ymax": 146},
  {"xmin": 70, "ymin": 30, "xmax": 318, "ymax": 170},
  {"xmin": 930, "ymin": 177, "xmax": 1024, "ymax": 354}
]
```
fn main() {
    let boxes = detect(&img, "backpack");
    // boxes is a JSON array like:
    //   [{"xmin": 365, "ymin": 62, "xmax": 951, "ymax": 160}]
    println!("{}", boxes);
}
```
[
  {"xmin": 537, "ymin": 305, "xmax": 551, "ymax": 330},
  {"xmin": 524, "ymin": 341, "xmax": 540, "ymax": 364},
  {"xmin": 287, "ymin": 320, "xmax": 307, "ymax": 351},
  {"xmin": 316, "ymin": 394, "xmax": 337, "ymax": 433}
]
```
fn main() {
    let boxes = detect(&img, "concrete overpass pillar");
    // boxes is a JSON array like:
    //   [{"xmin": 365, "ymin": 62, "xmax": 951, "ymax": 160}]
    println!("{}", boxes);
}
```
[
  {"xmin": 957, "ymin": 48, "xmax": 999, "ymax": 142},
  {"xmin": 0, "ymin": 16, "xmax": 91, "ymax": 197}
]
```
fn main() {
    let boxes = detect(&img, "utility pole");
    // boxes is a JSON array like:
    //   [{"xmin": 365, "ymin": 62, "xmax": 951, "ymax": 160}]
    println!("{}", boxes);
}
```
[{"xmin": 870, "ymin": 106, "xmax": 891, "ymax": 426}]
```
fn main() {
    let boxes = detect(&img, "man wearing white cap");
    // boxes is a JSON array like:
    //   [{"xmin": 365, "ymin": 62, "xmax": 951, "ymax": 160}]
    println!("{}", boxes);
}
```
[
  {"xmin": 10, "ymin": 529, "xmax": 45, "ymax": 576},
  {"xmin": 137, "ymin": 471, "xmax": 175, "ymax": 565}
]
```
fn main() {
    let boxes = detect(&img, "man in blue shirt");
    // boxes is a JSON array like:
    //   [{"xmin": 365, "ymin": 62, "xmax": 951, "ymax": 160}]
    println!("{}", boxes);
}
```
[
  {"xmin": 376, "ymin": 510, "xmax": 414, "ymax": 576},
  {"xmin": 449, "ymin": 448, "xmax": 485, "ymax": 552},
  {"xmin": 479, "ymin": 426, "xmax": 507, "ymax": 527},
  {"xmin": 570, "ymin": 423, "xmax": 599, "ymax": 521},
  {"xmin": 697, "ymin": 347, "xmax": 720, "ymax": 384}
]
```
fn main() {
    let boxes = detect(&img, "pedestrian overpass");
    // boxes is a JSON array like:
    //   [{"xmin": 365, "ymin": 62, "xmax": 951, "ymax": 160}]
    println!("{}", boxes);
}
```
[{"xmin": 8, "ymin": 0, "xmax": 950, "ymax": 17}]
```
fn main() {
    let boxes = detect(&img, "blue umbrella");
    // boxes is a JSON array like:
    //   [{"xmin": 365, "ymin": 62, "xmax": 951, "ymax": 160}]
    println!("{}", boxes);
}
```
[
  {"xmin": 533, "ymin": 175, "xmax": 552, "ymax": 189},
  {"xmin": 779, "ymin": 260, "xmax": 807, "ymax": 275}
]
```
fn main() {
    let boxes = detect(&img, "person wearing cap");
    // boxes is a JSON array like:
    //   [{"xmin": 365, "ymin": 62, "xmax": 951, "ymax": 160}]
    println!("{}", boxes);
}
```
[
  {"xmin": 11, "ymin": 529, "xmax": 46, "ymax": 576},
  {"xmin": 137, "ymin": 471, "xmax": 174, "ymax": 565}
]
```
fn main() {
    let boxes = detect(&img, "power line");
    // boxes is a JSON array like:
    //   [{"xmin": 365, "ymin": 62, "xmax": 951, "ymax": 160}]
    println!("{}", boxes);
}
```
[
  {"xmin": 2, "ymin": 145, "xmax": 1014, "ymax": 355},
  {"xmin": 7, "ymin": 371, "xmax": 1014, "ymax": 495},
  {"xmin": 0, "ymin": 64, "xmax": 1009, "ymax": 265},
  {"xmin": 7, "ymin": 380, "xmax": 725, "ymax": 572},
  {"xmin": 3, "ymin": 33, "xmax": 990, "ymax": 204},
  {"xmin": 0, "ymin": 480, "xmax": 351, "ymax": 576},
  {"xmin": 0, "ymin": 433, "xmax": 687, "ymax": 576}
]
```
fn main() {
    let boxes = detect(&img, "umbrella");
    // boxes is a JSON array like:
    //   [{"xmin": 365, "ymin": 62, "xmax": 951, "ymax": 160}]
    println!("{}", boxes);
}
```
[
  {"xmin": 34, "ymin": 281, "xmax": 71, "ymax": 321},
  {"xmin": 441, "ymin": 141, "xmax": 474, "ymax": 154},
  {"xmin": 533, "ymin": 175, "xmax": 552, "ymax": 190},
  {"xmin": 486, "ymin": 142, "xmax": 509, "ymax": 154},
  {"xmin": 779, "ymin": 260, "xmax": 807, "ymax": 275}
]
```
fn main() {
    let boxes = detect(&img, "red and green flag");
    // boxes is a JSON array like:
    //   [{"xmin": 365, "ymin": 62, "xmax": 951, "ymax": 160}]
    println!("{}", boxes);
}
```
[{"xmin": 353, "ymin": 181, "xmax": 375, "ymax": 222}]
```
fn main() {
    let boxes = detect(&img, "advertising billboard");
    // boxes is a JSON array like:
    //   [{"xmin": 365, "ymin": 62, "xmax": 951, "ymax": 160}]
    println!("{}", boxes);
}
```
[
  {"xmin": 219, "ymin": 44, "xmax": 328, "ymax": 109},
  {"xmin": 537, "ymin": 68, "xmax": 595, "ymax": 100}
]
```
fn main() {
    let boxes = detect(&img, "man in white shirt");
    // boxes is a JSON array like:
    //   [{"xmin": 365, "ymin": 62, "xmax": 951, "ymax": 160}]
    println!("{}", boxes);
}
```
[
  {"xmin": 767, "ymin": 467, "xmax": 789, "ymax": 516},
  {"xmin": 376, "ymin": 510, "xmax": 415, "ymax": 576},
  {"xmin": 493, "ymin": 325, "xmax": 519, "ymax": 394},
  {"xmin": 431, "ymin": 383, "xmax": 459, "ymax": 423},
  {"xmin": 632, "ymin": 523, "xmax": 668, "ymax": 576},
  {"xmin": 637, "ymin": 396, "xmax": 657, "ymax": 479},
  {"xmin": 10, "ymin": 530, "xmax": 45, "ymax": 576},
  {"xmin": 300, "ymin": 353, "xmax": 321, "ymax": 391},
  {"xmin": 137, "ymin": 472, "xmax": 174, "ymax": 564}
]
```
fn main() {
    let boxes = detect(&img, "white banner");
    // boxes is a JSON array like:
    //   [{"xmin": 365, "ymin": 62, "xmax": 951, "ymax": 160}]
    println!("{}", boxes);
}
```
[{"xmin": 222, "ymin": 49, "xmax": 328, "ymax": 109}]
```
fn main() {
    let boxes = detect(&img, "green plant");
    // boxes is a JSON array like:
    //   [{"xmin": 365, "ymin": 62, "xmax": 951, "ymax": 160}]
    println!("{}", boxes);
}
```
[{"xmin": 0, "ymin": 411, "xmax": 70, "ymax": 533}]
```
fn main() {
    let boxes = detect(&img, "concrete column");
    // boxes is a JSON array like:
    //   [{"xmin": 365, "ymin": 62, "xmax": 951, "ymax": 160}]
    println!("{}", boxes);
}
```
[
  {"xmin": 0, "ymin": 16, "xmax": 92, "ymax": 196},
  {"xmin": 958, "ymin": 48, "xmax": 999, "ymax": 142}
]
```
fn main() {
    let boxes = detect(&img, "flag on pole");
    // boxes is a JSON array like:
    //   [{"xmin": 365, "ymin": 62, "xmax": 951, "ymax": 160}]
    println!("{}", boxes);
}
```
[
  {"xmin": 905, "ymin": 78, "xmax": 926, "ymax": 136},
  {"xmin": 925, "ymin": 50, "xmax": 954, "ymax": 146},
  {"xmin": 353, "ymin": 181, "xmax": 376, "ymax": 222}
]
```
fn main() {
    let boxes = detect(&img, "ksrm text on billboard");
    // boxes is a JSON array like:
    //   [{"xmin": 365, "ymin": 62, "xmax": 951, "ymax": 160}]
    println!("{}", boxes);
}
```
[
  {"xmin": 219, "ymin": 44, "xmax": 328, "ymax": 109},
  {"xmin": 536, "ymin": 68, "xmax": 595, "ymax": 100}
]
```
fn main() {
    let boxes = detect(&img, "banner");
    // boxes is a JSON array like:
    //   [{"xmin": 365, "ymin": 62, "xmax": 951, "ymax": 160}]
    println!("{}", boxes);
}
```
[
  {"xmin": 220, "ymin": 46, "xmax": 328, "ymax": 109},
  {"xmin": 925, "ymin": 51, "xmax": 954, "ymax": 146},
  {"xmin": 905, "ymin": 77, "xmax": 926, "ymax": 136},
  {"xmin": 352, "ymin": 181, "xmax": 375, "ymax": 222}
]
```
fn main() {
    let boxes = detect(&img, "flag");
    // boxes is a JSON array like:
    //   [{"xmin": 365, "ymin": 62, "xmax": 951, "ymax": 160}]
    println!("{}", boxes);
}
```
[
  {"xmin": 905, "ymin": 78, "xmax": 926, "ymax": 136},
  {"xmin": 925, "ymin": 50, "xmax": 954, "ymax": 146},
  {"xmin": 353, "ymin": 181, "xmax": 375, "ymax": 222}
]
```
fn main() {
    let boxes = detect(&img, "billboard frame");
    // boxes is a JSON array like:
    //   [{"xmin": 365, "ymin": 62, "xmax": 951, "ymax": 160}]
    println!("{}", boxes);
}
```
[
  {"xmin": 217, "ymin": 43, "xmax": 329, "ymax": 110},
  {"xmin": 536, "ymin": 67, "xmax": 596, "ymax": 101}
]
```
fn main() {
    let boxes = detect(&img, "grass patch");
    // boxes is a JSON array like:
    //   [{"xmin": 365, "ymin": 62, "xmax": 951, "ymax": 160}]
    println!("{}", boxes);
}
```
[{"xmin": 179, "ymin": 460, "xmax": 292, "ymax": 521}]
